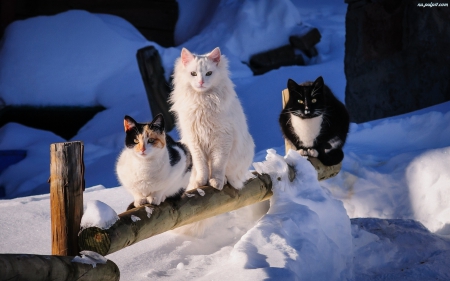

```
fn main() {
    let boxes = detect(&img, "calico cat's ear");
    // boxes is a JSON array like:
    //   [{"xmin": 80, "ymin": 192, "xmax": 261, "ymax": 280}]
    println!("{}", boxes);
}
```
[
  {"xmin": 150, "ymin": 114, "xmax": 165, "ymax": 133},
  {"xmin": 312, "ymin": 76, "xmax": 324, "ymax": 91},
  {"xmin": 124, "ymin": 115, "xmax": 136, "ymax": 132},
  {"xmin": 287, "ymin": 78, "xmax": 298, "ymax": 90},
  {"xmin": 181, "ymin": 48, "xmax": 195, "ymax": 66},
  {"xmin": 207, "ymin": 47, "xmax": 221, "ymax": 65}
]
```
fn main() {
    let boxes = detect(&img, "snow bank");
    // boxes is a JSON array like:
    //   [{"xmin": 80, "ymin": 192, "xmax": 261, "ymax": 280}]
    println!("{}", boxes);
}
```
[
  {"xmin": 406, "ymin": 147, "xmax": 450, "ymax": 234},
  {"xmin": 322, "ymin": 106, "xmax": 450, "ymax": 235},
  {"xmin": 0, "ymin": 10, "xmax": 149, "ymax": 107},
  {"xmin": 181, "ymin": 0, "xmax": 301, "ymax": 62},
  {"xmin": 352, "ymin": 218, "xmax": 450, "ymax": 280},
  {"xmin": 229, "ymin": 149, "xmax": 353, "ymax": 280}
]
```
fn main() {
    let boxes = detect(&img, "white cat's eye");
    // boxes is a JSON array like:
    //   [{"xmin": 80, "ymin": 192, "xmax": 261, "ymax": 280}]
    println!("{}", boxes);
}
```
[
  {"xmin": 205, "ymin": 71, "xmax": 212, "ymax": 76},
  {"xmin": 298, "ymin": 100, "xmax": 304, "ymax": 104},
  {"xmin": 191, "ymin": 71, "xmax": 197, "ymax": 76},
  {"xmin": 133, "ymin": 139, "xmax": 139, "ymax": 144},
  {"xmin": 312, "ymin": 99, "xmax": 317, "ymax": 103},
  {"xmin": 148, "ymin": 138, "xmax": 155, "ymax": 144}
]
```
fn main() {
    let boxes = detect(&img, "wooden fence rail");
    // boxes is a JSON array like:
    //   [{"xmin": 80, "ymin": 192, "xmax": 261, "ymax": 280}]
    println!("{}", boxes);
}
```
[
  {"xmin": 78, "ymin": 158, "xmax": 339, "ymax": 256},
  {"xmin": 0, "ymin": 254, "xmax": 119, "ymax": 281}
]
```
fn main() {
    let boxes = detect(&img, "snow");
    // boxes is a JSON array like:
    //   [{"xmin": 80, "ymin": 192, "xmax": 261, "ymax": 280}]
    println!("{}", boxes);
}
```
[
  {"xmin": 1, "ymin": 0, "xmax": 450, "ymax": 280},
  {"xmin": 80, "ymin": 200, "xmax": 119, "ymax": 230},
  {"xmin": 72, "ymin": 250, "xmax": 108, "ymax": 268},
  {"xmin": 240, "ymin": 150, "xmax": 353, "ymax": 280}
]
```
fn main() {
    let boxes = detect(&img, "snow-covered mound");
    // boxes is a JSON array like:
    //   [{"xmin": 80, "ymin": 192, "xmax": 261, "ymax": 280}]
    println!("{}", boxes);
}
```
[
  {"xmin": 233, "ymin": 149, "xmax": 353, "ymax": 280},
  {"xmin": 322, "ymin": 107, "xmax": 450, "ymax": 236}
]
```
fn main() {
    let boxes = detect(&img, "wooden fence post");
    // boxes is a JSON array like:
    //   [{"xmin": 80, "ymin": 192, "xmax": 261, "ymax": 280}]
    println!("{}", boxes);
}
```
[{"xmin": 50, "ymin": 141, "xmax": 84, "ymax": 256}]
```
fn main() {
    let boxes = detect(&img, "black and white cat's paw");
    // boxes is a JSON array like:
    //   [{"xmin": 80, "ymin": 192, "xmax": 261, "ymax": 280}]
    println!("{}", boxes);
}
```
[
  {"xmin": 298, "ymin": 148, "xmax": 319, "ymax": 158},
  {"xmin": 307, "ymin": 149, "xmax": 319, "ymax": 157}
]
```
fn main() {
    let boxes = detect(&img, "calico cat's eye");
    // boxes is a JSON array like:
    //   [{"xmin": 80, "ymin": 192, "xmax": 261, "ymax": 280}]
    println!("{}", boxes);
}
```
[
  {"xmin": 312, "ymin": 99, "xmax": 317, "ymax": 103},
  {"xmin": 205, "ymin": 71, "xmax": 212, "ymax": 76},
  {"xmin": 133, "ymin": 139, "xmax": 139, "ymax": 144},
  {"xmin": 298, "ymin": 100, "xmax": 304, "ymax": 104},
  {"xmin": 148, "ymin": 138, "xmax": 155, "ymax": 144},
  {"xmin": 191, "ymin": 71, "xmax": 197, "ymax": 76}
]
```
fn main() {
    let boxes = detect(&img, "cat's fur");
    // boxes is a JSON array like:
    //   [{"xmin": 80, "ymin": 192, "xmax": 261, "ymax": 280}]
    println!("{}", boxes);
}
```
[
  {"xmin": 169, "ymin": 47, "xmax": 254, "ymax": 191},
  {"xmin": 116, "ymin": 114, "xmax": 192, "ymax": 208},
  {"xmin": 279, "ymin": 76, "xmax": 349, "ymax": 166}
]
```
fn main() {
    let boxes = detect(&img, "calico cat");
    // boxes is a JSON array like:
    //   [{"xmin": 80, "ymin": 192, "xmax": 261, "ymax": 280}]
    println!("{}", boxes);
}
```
[
  {"xmin": 169, "ymin": 47, "xmax": 254, "ymax": 191},
  {"xmin": 116, "ymin": 114, "xmax": 192, "ymax": 208},
  {"xmin": 279, "ymin": 76, "xmax": 349, "ymax": 166}
]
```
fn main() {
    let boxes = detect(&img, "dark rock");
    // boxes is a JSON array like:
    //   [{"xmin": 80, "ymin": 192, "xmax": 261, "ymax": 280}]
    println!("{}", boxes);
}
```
[
  {"xmin": 344, "ymin": 0, "xmax": 450, "ymax": 123},
  {"xmin": 249, "ymin": 45, "xmax": 305, "ymax": 75}
]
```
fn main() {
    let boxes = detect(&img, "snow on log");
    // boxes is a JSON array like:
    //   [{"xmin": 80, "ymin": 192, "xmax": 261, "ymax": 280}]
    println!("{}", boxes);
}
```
[
  {"xmin": 78, "ymin": 157, "xmax": 339, "ymax": 256},
  {"xmin": 0, "ymin": 253, "xmax": 119, "ymax": 281}
]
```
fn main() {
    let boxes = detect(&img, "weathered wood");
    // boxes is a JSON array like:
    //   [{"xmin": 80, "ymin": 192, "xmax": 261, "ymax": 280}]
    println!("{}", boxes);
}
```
[
  {"xmin": 79, "ymin": 173, "xmax": 273, "ymax": 256},
  {"xmin": 50, "ymin": 141, "xmax": 85, "ymax": 256},
  {"xmin": 0, "ymin": 254, "xmax": 119, "ymax": 281},
  {"xmin": 281, "ymin": 89, "xmax": 342, "ymax": 178}
]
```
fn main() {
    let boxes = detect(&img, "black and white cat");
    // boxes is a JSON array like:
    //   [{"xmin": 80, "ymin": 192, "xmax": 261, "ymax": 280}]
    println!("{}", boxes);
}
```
[
  {"xmin": 116, "ymin": 114, "xmax": 192, "ymax": 208},
  {"xmin": 279, "ymin": 76, "xmax": 349, "ymax": 166}
]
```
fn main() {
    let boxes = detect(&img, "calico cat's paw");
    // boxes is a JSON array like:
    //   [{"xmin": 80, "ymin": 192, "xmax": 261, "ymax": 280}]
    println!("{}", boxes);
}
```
[{"xmin": 209, "ymin": 178, "xmax": 224, "ymax": 190}]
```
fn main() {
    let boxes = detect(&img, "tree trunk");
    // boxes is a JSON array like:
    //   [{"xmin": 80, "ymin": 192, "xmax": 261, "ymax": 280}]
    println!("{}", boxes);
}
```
[
  {"xmin": 0, "ymin": 254, "xmax": 119, "ymax": 281},
  {"xmin": 50, "ymin": 141, "xmax": 85, "ymax": 256}
]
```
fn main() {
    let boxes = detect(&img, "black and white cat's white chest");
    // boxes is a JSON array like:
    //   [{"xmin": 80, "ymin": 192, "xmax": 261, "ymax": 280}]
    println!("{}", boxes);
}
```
[{"xmin": 289, "ymin": 113, "xmax": 323, "ymax": 147}]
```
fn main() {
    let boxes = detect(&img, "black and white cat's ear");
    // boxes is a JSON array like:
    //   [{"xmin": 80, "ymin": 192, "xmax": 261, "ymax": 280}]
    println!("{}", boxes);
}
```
[
  {"xmin": 207, "ymin": 47, "xmax": 221, "ymax": 65},
  {"xmin": 312, "ymin": 76, "xmax": 324, "ymax": 91},
  {"xmin": 150, "ymin": 114, "xmax": 165, "ymax": 133},
  {"xmin": 287, "ymin": 78, "xmax": 298, "ymax": 89},
  {"xmin": 124, "ymin": 115, "xmax": 136, "ymax": 132},
  {"xmin": 181, "ymin": 48, "xmax": 195, "ymax": 66}
]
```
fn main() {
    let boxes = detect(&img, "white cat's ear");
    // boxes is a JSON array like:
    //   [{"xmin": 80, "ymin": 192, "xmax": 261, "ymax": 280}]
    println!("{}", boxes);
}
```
[
  {"xmin": 124, "ymin": 115, "xmax": 136, "ymax": 132},
  {"xmin": 181, "ymin": 48, "xmax": 194, "ymax": 66},
  {"xmin": 208, "ymin": 47, "xmax": 221, "ymax": 65}
]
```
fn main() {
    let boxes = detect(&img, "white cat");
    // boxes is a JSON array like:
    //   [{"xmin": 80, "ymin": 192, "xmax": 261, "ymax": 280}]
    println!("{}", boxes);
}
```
[
  {"xmin": 116, "ymin": 114, "xmax": 192, "ymax": 208},
  {"xmin": 170, "ymin": 47, "xmax": 254, "ymax": 191}
]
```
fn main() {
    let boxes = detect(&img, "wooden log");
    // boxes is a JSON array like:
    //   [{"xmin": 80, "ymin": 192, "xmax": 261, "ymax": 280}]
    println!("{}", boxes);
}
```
[
  {"xmin": 281, "ymin": 89, "xmax": 342, "ymax": 179},
  {"xmin": 79, "ymin": 173, "xmax": 273, "ymax": 256},
  {"xmin": 0, "ymin": 254, "xmax": 119, "ymax": 281},
  {"xmin": 50, "ymin": 141, "xmax": 85, "ymax": 256},
  {"xmin": 79, "ymin": 162, "xmax": 339, "ymax": 256}
]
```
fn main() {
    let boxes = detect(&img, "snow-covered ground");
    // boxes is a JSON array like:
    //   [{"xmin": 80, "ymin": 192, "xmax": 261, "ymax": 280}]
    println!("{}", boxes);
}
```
[{"xmin": 1, "ymin": 0, "xmax": 450, "ymax": 280}]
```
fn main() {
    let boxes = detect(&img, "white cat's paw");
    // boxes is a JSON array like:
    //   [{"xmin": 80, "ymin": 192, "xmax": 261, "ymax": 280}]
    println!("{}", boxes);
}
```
[
  {"xmin": 150, "ymin": 196, "xmax": 162, "ymax": 206},
  {"xmin": 298, "ymin": 149, "xmax": 308, "ymax": 156},
  {"xmin": 209, "ymin": 178, "xmax": 224, "ymax": 190},
  {"xmin": 307, "ymin": 149, "xmax": 319, "ymax": 157}
]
